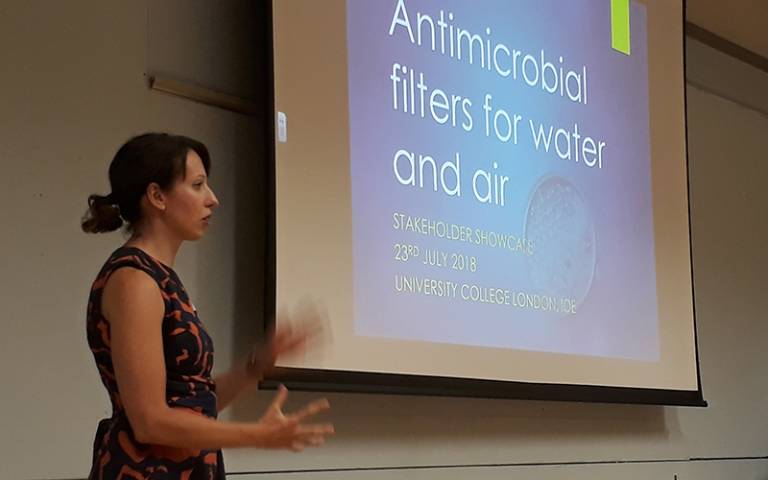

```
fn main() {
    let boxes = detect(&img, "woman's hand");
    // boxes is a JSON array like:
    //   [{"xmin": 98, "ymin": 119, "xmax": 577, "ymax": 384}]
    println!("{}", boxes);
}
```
[
  {"xmin": 251, "ymin": 385, "xmax": 334, "ymax": 451},
  {"xmin": 247, "ymin": 300, "xmax": 327, "ymax": 378},
  {"xmin": 216, "ymin": 301, "xmax": 328, "ymax": 412}
]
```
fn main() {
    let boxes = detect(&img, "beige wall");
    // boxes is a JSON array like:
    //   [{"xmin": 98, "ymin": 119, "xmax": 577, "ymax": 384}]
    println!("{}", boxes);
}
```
[
  {"xmin": 0, "ymin": 2, "xmax": 766, "ymax": 479},
  {"xmin": 687, "ymin": 0, "xmax": 768, "ymax": 59}
]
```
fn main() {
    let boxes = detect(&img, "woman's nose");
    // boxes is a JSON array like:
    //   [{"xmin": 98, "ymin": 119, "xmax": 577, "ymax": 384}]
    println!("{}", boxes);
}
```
[{"xmin": 207, "ymin": 187, "xmax": 220, "ymax": 208}]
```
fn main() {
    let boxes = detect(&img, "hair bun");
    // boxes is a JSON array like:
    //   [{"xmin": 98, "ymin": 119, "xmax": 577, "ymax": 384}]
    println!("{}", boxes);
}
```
[{"xmin": 81, "ymin": 194, "xmax": 123, "ymax": 233}]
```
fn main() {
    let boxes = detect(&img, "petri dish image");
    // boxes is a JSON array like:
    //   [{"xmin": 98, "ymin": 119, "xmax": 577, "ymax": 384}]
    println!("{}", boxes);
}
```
[{"xmin": 523, "ymin": 175, "xmax": 597, "ymax": 308}]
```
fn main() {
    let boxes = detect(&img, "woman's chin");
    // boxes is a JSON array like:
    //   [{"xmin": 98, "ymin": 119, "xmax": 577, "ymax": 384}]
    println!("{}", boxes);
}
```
[{"xmin": 184, "ymin": 229, "xmax": 207, "ymax": 241}]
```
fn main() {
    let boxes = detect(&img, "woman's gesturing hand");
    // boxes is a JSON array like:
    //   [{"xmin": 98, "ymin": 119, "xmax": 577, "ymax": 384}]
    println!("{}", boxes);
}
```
[
  {"xmin": 253, "ymin": 385, "xmax": 334, "ymax": 452},
  {"xmin": 246, "ymin": 299, "xmax": 328, "ymax": 378}
]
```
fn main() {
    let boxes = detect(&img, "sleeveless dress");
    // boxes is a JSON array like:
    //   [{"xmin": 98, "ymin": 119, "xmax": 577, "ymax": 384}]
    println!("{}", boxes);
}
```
[{"xmin": 86, "ymin": 246, "xmax": 225, "ymax": 479}]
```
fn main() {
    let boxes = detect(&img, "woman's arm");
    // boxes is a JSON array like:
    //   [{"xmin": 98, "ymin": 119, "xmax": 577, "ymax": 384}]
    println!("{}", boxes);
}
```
[
  {"xmin": 213, "ymin": 362, "xmax": 259, "ymax": 412},
  {"xmin": 103, "ymin": 268, "xmax": 333, "ymax": 451},
  {"xmin": 215, "ymin": 309, "xmax": 323, "ymax": 412}
]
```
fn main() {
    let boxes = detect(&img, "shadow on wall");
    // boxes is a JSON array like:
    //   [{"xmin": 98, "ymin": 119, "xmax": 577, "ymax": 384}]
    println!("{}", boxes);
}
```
[{"xmin": 231, "ymin": 388, "xmax": 675, "ymax": 449}]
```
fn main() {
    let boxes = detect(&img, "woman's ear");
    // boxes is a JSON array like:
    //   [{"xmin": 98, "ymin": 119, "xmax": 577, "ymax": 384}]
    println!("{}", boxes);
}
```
[{"xmin": 145, "ymin": 182, "xmax": 167, "ymax": 212}]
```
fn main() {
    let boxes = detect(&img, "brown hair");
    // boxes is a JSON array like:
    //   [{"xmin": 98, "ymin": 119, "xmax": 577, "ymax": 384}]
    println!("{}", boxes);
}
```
[{"xmin": 82, "ymin": 133, "xmax": 211, "ymax": 234}]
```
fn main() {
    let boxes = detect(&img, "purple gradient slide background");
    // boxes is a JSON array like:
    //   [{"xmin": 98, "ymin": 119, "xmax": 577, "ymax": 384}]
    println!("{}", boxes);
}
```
[{"xmin": 347, "ymin": 0, "xmax": 658, "ymax": 360}]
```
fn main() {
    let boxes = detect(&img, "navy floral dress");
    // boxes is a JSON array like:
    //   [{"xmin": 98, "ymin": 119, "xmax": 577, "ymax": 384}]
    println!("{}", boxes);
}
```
[{"xmin": 87, "ymin": 247, "xmax": 225, "ymax": 479}]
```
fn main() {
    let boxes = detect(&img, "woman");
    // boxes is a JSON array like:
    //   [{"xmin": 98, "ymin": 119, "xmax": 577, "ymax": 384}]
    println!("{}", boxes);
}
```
[{"xmin": 82, "ymin": 133, "xmax": 333, "ymax": 479}]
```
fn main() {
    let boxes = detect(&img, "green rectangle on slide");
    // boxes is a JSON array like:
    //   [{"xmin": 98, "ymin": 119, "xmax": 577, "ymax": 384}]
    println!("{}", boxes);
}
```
[{"xmin": 611, "ymin": 0, "xmax": 631, "ymax": 55}]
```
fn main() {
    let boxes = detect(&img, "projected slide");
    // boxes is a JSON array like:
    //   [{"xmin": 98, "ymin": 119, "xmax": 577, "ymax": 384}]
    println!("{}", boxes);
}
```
[
  {"xmin": 273, "ymin": 0, "xmax": 698, "ymax": 395},
  {"xmin": 348, "ymin": 0, "xmax": 657, "ymax": 360}
]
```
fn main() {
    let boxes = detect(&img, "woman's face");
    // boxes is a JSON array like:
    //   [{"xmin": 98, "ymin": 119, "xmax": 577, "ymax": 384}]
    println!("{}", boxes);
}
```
[{"xmin": 163, "ymin": 150, "xmax": 219, "ymax": 240}]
